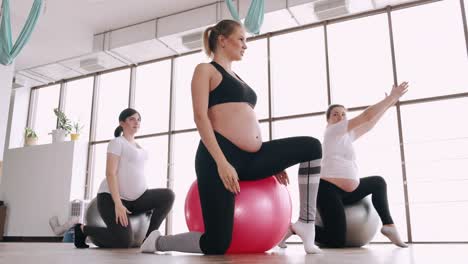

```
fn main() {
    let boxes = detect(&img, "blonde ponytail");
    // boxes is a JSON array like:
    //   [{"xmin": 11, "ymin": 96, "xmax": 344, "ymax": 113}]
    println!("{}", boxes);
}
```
[
  {"xmin": 202, "ymin": 20, "xmax": 242, "ymax": 58},
  {"xmin": 203, "ymin": 26, "xmax": 215, "ymax": 57}
]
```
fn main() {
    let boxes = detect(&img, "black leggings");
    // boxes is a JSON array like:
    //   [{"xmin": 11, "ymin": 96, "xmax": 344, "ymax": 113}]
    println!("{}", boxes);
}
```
[
  {"xmin": 195, "ymin": 132, "xmax": 322, "ymax": 254},
  {"xmin": 84, "ymin": 189, "xmax": 174, "ymax": 248},
  {"xmin": 315, "ymin": 176, "xmax": 393, "ymax": 248}
]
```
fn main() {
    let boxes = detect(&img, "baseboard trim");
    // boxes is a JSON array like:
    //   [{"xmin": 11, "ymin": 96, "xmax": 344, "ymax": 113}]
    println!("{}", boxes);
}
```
[{"xmin": 2, "ymin": 236, "xmax": 63, "ymax": 242}]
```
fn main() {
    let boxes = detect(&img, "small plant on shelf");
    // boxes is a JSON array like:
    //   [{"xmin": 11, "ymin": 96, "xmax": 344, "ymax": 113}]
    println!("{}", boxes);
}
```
[
  {"xmin": 53, "ymin": 108, "xmax": 73, "ymax": 135},
  {"xmin": 70, "ymin": 121, "xmax": 85, "ymax": 141},
  {"xmin": 24, "ymin": 127, "xmax": 38, "ymax": 146},
  {"xmin": 51, "ymin": 108, "xmax": 72, "ymax": 143}
]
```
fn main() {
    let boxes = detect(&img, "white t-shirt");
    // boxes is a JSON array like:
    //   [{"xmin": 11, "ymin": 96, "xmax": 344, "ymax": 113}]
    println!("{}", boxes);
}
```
[
  {"xmin": 98, "ymin": 136, "xmax": 148, "ymax": 201},
  {"xmin": 321, "ymin": 119, "xmax": 359, "ymax": 181}
]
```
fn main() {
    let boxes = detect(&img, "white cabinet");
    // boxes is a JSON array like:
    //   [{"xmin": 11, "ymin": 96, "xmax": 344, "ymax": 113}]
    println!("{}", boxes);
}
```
[{"xmin": 0, "ymin": 141, "xmax": 88, "ymax": 236}]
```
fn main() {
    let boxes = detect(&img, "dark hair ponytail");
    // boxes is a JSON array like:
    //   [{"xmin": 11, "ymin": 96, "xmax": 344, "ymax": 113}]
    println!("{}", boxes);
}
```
[
  {"xmin": 114, "ymin": 125, "xmax": 123, "ymax": 137},
  {"xmin": 114, "ymin": 108, "xmax": 141, "ymax": 137}
]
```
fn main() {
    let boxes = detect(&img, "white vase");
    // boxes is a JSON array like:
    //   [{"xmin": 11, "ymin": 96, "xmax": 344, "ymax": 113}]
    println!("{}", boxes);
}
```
[{"xmin": 51, "ymin": 129, "xmax": 67, "ymax": 143}]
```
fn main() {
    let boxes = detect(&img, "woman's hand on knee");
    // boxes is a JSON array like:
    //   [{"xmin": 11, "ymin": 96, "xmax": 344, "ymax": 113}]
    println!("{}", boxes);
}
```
[
  {"xmin": 217, "ymin": 161, "xmax": 240, "ymax": 194},
  {"xmin": 274, "ymin": 170, "xmax": 290, "ymax": 186},
  {"xmin": 115, "ymin": 203, "xmax": 132, "ymax": 227}
]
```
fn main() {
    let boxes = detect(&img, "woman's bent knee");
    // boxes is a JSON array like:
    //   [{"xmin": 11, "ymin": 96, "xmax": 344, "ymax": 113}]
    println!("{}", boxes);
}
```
[
  {"xmin": 373, "ymin": 176, "xmax": 387, "ymax": 190},
  {"xmin": 304, "ymin": 137, "xmax": 322, "ymax": 159},
  {"xmin": 163, "ymin": 188, "xmax": 175, "ymax": 204}
]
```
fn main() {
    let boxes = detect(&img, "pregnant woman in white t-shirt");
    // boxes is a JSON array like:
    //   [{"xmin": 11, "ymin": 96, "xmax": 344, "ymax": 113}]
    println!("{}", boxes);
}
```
[
  {"xmin": 74, "ymin": 108, "xmax": 175, "ymax": 248},
  {"xmin": 317, "ymin": 82, "xmax": 409, "ymax": 248}
]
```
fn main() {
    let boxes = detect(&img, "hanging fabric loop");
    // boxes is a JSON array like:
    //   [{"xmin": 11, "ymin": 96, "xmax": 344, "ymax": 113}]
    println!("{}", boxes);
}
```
[
  {"xmin": 0, "ymin": 0, "xmax": 44, "ymax": 65},
  {"xmin": 225, "ymin": 0, "xmax": 264, "ymax": 35}
]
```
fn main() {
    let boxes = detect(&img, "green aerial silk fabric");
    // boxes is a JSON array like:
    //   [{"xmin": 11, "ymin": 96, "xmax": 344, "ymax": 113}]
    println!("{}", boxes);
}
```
[
  {"xmin": 0, "ymin": 0, "xmax": 43, "ymax": 65},
  {"xmin": 225, "ymin": 0, "xmax": 264, "ymax": 35}
]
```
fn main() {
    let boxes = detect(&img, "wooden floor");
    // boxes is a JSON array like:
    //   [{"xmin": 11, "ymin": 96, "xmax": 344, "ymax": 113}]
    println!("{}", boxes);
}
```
[{"xmin": 1, "ymin": 243, "xmax": 467, "ymax": 264}]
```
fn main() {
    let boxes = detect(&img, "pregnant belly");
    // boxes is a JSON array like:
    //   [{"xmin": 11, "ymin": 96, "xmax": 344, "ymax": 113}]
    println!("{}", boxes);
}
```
[
  {"xmin": 209, "ymin": 103, "xmax": 262, "ymax": 152},
  {"xmin": 321, "ymin": 177, "xmax": 360, "ymax": 192}
]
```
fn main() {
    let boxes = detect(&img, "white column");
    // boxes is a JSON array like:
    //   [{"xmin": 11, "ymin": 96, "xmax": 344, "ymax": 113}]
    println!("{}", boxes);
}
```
[
  {"xmin": 6, "ymin": 86, "xmax": 31, "ymax": 150},
  {"xmin": 0, "ymin": 63, "xmax": 15, "ymax": 161}
]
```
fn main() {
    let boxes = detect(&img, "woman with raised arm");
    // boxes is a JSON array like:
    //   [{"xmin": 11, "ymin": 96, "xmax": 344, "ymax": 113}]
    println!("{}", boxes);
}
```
[{"xmin": 315, "ymin": 82, "xmax": 410, "ymax": 248}]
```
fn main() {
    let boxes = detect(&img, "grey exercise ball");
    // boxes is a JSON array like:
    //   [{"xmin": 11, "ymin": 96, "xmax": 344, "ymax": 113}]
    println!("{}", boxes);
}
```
[
  {"xmin": 315, "ymin": 196, "xmax": 380, "ymax": 247},
  {"xmin": 85, "ymin": 198, "xmax": 151, "ymax": 247}
]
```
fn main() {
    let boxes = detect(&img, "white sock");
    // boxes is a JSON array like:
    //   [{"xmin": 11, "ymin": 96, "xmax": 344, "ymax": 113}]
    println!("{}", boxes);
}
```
[
  {"xmin": 278, "ymin": 225, "xmax": 294, "ymax": 248},
  {"xmin": 49, "ymin": 216, "xmax": 66, "ymax": 236},
  {"xmin": 49, "ymin": 216, "xmax": 80, "ymax": 236},
  {"xmin": 292, "ymin": 221, "xmax": 322, "ymax": 254},
  {"xmin": 381, "ymin": 225, "xmax": 408, "ymax": 248},
  {"xmin": 140, "ymin": 230, "xmax": 161, "ymax": 253}
]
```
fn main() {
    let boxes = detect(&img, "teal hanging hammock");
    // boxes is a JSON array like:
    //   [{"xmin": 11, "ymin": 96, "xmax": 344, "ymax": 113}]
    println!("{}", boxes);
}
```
[
  {"xmin": 0, "ymin": 0, "xmax": 44, "ymax": 65},
  {"xmin": 225, "ymin": 0, "xmax": 265, "ymax": 35}
]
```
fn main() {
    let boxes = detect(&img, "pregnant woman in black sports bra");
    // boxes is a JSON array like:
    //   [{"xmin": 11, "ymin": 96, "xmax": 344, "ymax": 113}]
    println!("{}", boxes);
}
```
[{"xmin": 141, "ymin": 19, "xmax": 322, "ymax": 255}]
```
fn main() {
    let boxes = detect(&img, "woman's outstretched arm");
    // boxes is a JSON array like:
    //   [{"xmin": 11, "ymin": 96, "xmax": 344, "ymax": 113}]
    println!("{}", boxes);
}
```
[{"xmin": 348, "ymin": 82, "xmax": 409, "ymax": 139}]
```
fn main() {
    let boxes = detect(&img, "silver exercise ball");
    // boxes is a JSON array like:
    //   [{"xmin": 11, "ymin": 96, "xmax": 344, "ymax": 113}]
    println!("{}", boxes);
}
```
[
  {"xmin": 316, "ymin": 196, "xmax": 380, "ymax": 247},
  {"xmin": 85, "ymin": 198, "xmax": 151, "ymax": 247}
]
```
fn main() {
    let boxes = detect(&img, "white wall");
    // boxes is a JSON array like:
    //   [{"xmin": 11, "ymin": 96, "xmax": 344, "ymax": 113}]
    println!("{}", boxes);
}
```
[
  {"xmin": 0, "ymin": 64, "xmax": 15, "ymax": 161},
  {"xmin": 1, "ymin": 141, "xmax": 88, "ymax": 236}
]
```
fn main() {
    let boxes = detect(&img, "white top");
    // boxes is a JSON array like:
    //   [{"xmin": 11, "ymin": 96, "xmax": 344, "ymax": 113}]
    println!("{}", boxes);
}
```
[
  {"xmin": 98, "ymin": 136, "xmax": 148, "ymax": 201},
  {"xmin": 321, "ymin": 119, "xmax": 359, "ymax": 181}
]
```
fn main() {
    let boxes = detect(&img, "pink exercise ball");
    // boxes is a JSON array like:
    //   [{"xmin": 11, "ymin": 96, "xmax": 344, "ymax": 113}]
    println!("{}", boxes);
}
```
[{"xmin": 184, "ymin": 176, "xmax": 292, "ymax": 253}]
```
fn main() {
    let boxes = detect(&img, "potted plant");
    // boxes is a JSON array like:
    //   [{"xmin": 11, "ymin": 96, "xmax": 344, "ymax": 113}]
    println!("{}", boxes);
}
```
[
  {"xmin": 51, "ymin": 108, "xmax": 72, "ymax": 143},
  {"xmin": 70, "ymin": 121, "xmax": 84, "ymax": 141},
  {"xmin": 24, "ymin": 127, "xmax": 38, "ymax": 146}
]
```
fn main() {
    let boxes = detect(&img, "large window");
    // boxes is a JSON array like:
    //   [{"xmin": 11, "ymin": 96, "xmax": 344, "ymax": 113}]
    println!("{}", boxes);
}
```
[
  {"xmin": 328, "ymin": 14, "xmax": 394, "ymax": 107},
  {"xmin": 233, "ymin": 38, "xmax": 269, "ymax": 120},
  {"xmin": 270, "ymin": 27, "xmax": 328, "ymax": 117},
  {"xmin": 392, "ymin": 0, "xmax": 468, "ymax": 100},
  {"xmin": 171, "ymin": 132, "xmax": 200, "ymax": 234},
  {"xmin": 25, "ymin": 0, "xmax": 468, "ymax": 243},
  {"xmin": 259, "ymin": 122, "xmax": 270, "ymax": 141},
  {"xmin": 64, "ymin": 77, "xmax": 94, "ymax": 140},
  {"xmin": 466, "ymin": 0, "xmax": 468, "ymax": 26},
  {"xmin": 90, "ymin": 143, "xmax": 107, "ymax": 198},
  {"xmin": 32, "ymin": 85, "xmax": 61, "ymax": 145},
  {"xmin": 139, "ymin": 136, "xmax": 169, "ymax": 189},
  {"xmin": 174, "ymin": 52, "xmax": 207, "ymax": 130},
  {"xmin": 347, "ymin": 109, "xmax": 408, "ymax": 242},
  {"xmin": 94, "ymin": 69, "xmax": 131, "ymax": 141},
  {"xmin": 141, "ymin": 135, "xmax": 169, "ymax": 234},
  {"xmin": 135, "ymin": 60, "xmax": 172, "ymax": 135},
  {"xmin": 401, "ymin": 98, "xmax": 468, "ymax": 241}
]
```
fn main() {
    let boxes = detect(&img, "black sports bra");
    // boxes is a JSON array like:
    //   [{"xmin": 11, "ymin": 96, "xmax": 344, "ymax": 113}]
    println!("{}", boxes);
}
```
[{"xmin": 208, "ymin": 61, "xmax": 257, "ymax": 108}]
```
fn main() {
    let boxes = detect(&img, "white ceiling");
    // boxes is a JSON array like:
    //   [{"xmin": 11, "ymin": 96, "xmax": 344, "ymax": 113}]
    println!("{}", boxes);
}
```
[
  {"xmin": 10, "ymin": 0, "xmax": 216, "ymax": 70},
  {"xmin": 9, "ymin": 0, "xmax": 422, "ymax": 71}
]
